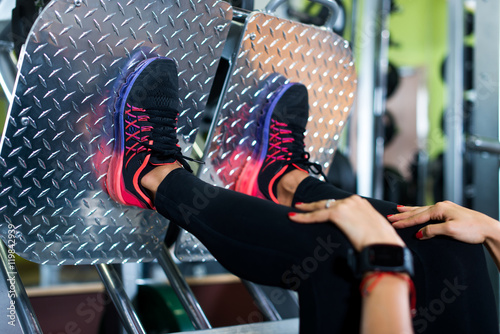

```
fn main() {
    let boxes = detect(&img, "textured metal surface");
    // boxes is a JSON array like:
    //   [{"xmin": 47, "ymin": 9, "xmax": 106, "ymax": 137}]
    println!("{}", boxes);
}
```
[
  {"xmin": 175, "ymin": 231, "xmax": 215, "ymax": 262},
  {"xmin": 176, "ymin": 11, "xmax": 356, "ymax": 262},
  {"xmin": 0, "ymin": 0, "xmax": 232, "ymax": 265}
]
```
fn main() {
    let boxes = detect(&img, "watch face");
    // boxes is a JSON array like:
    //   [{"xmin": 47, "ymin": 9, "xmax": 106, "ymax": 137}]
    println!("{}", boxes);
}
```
[{"xmin": 368, "ymin": 245, "xmax": 405, "ymax": 266}]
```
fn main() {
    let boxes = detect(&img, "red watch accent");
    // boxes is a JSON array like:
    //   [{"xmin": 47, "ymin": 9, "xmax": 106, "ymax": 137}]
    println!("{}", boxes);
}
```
[{"xmin": 360, "ymin": 272, "xmax": 417, "ymax": 317}]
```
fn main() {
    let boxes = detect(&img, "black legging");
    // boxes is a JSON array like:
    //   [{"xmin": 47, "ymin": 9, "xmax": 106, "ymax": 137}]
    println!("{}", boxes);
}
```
[{"xmin": 155, "ymin": 168, "xmax": 498, "ymax": 334}]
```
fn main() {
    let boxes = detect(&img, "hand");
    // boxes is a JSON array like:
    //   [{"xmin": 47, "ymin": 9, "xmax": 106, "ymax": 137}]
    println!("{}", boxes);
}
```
[
  {"xmin": 289, "ymin": 195, "xmax": 405, "ymax": 252},
  {"xmin": 389, "ymin": 201, "xmax": 499, "ymax": 244}
]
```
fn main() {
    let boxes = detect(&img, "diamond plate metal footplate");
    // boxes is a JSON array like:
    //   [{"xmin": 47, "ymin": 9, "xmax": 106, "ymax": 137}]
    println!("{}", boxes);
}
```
[
  {"xmin": 176, "ymin": 12, "xmax": 356, "ymax": 262},
  {"xmin": 0, "ymin": 0, "xmax": 232, "ymax": 265}
]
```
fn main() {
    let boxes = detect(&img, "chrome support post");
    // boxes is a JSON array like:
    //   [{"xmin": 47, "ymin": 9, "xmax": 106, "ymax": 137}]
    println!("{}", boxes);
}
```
[
  {"xmin": 0, "ymin": 241, "xmax": 42, "ymax": 334},
  {"xmin": 444, "ymin": 0, "xmax": 465, "ymax": 204},
  {"xmin": 372, "ymin": 0, "xmax": 392, "ymax": 200},
  {"xmin": 158, "ymin": 244, "xmax": 211, "ymax": 330},
  {"xmin": 0, "ymin": 0, "xmax": 16, "ymax": 101},
  {"xmin": 473, "ymin": 0, "xmax": 500, "ymax": 314},
  {"xmin": 355, "ymin": 0, "xmax": 391, "ymax": 198},
  {"xmin": 241, "ymin": 281, "xmax": 282, "ymax": 321},
  {"xmin": 95, "ymin": 264, "xmax": 146, "ymax": 334},
  {"xmin": 0, "ymin": 43, "xmax": 15, "ymax": 102},
  {"xmin": 39, "ymin": 265, "xmax": 62, "ymax": 287}
]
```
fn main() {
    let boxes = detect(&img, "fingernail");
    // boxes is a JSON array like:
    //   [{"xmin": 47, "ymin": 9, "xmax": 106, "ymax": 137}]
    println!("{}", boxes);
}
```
[
  {"xmin": 387, "ymin": 214, "xmax": 394, "ymax": 218},
  {"xmin": 416, "ymin": 230, "xmax": 424, "ymax": 239},
  {"xmin": 397, "ymin": 205, "xmax": 404, "ymax": 208},
  {"xmin": 288, "ymin": 212, "xmax": 297, "ymax": 217},
  {"xmin": 296, "ymin": 202, "xmax": 304, "ymax": 206}
]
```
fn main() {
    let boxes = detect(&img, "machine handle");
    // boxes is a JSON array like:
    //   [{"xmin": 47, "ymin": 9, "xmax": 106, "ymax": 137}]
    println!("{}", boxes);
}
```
[
  {"xmin": 467, "ymin": 135, "xmax": 500, "ymax": 155},
  {"xmin": 229, "ymin": 0, "xmax": 254, "ymax": 11},
  {"xmin": 264, "ymin": 0, "xmax": 340, "ymax": 31}
]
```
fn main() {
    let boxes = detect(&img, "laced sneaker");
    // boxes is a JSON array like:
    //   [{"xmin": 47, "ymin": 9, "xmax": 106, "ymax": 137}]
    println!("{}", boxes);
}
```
[
  {"xmin": 235, "ymin": 82, "xmax": 324, "ymax": 203},
  {"xmin": 106, "ymin": 57, "xmax": 192, "ymax": 209}
]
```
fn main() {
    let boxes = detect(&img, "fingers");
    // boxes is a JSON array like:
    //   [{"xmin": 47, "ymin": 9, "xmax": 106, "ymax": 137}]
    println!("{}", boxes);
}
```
[
  {"xmin": 294, "ymin": 200, "xmax": 330, "ymax": 212},
  {"xmin": 288, "ymin": 208, "xmax": 331, "ymax": 224},
  {"xmin": 396, "ymin": 205, "xmax": 420, "ymax": 213},
  {"xmin": 388, "ymin": 206, "xmax": 430, "ymax": 225},
  {"xmin": 390, "ymin": 208, "xmax": 435, "ymax": 229},
  {"xmin": 291, "ymin": 195, "xmax": 366, "ymax": 225},
  {"xmin": 417, "ymin": 223, "xmax": 449, "ymax": 240}
]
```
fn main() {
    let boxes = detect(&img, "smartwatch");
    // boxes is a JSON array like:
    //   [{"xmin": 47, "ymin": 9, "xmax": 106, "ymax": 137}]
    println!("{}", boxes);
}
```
[{"xmin": 348, "ymin": 244, "xmax": 414, "ymax": 278}]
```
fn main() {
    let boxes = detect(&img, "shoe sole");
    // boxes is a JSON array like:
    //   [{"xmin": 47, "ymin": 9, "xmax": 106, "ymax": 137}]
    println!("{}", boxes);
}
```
[
  {"xmin": 235, "ymin": 82, "xmax": 297, "ymax": 198},
  {"xmin": 106, "ymin": 57, "xmax": 160, "ymax": 206}
]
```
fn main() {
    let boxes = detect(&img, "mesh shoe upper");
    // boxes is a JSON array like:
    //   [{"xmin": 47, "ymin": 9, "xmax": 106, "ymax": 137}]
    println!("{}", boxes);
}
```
[
  {"xmin": 236, "ymin": 82, "xmax": 324, "ymax": 203},
  {"xmin": 107, "ymin": 57, "xmax": 191, "ymax": 209},
  {"xmin": 257, "ymin": 83, "xmax": 310, "ymax": 202}
]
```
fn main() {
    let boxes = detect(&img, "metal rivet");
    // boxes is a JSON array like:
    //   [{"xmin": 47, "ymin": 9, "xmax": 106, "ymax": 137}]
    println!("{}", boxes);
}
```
[
  {"xmin": 21, "ymin": 117, "xmax": 29, "ymax": 126},
  {"xmin": 249, "ymin": 33, "xmax": 256, "ymax": 41},
  {"xmin": 216, "ymin": 25, "xmax": 225, "ymax": 32},
  {"xmin": 74, "ymin": 0, "xmax": 82, "ymax": 6}
]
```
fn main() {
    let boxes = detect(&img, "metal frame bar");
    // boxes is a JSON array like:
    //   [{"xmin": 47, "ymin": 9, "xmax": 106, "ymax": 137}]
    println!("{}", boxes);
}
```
[
  {"xmin": 355, "ymin": 0, "xmax": 376, "ymax": 197},
  {"xmin": 0, "ymin": 14, "xmax": 41, "ymax": 334},
  {"xmin": 158, "ymin": 244, "xmax": 212, "ymax": 330},
  {"xmin": 265, "ymin": 0, "xmax": 340, "ymax": 30},
  {"xmin": 0, "ymin": 18, "xmax": 16, "ymax": 102},
  {"xmin": 355, "ymin": 0, "xmax": 390, "ymax": 198},
  {"xmin": 472, "ymin": 0, "xmax": 500, "ymax": 315},
  {"xmin": 444, "ymin": 0, "xmax": 465, "ymax": 204},
  {"xmin": 372, "ymin": 0, "xmax": 392, "ymax": 200},
  {"xmin": 95, "ymin": 264, "xmax": 146, "ymax": 334},
  {"xmin": 467, "ymin": 136, "xmax": 500, "ymax": 155},
  {"xmin": 0, "ymin": 45, "xmax": 15, "ymax": 102},
  {"xmin": 0, "ymin": 241, "xmax": 42, "ymax": 333},
  {"xmin": 415, "ymin": 81, "xmax": 430, "ymax": 205},
  {"xmin": 241, "ymin": 281, "xmax": 282, "ymax": 321}
]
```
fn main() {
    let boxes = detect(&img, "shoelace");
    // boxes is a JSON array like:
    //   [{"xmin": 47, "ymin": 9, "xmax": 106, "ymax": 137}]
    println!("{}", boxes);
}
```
[
  {"xmin": 290, "ymin": 152, "xmax": 328, "ymax": 181},
  {"xmin": 265, "ymin": 119, "xmax": 294, "ymax": 165},
  {"xmin": 124, "ymin": 106, "xmax": 202, "ymax": 171},
  {"xmin": 124, "ymin": 106, "xmax": 153, "ymax": 167},
  {"xmin": 267, "ymin": 119, "xmax": 328, "ymax": 181}
]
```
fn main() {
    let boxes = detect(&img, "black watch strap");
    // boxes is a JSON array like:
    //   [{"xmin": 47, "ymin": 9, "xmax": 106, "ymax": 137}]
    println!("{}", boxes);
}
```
[{"xmin": 348, "ymin": 244, "xmax": 414, "ymax": 278}]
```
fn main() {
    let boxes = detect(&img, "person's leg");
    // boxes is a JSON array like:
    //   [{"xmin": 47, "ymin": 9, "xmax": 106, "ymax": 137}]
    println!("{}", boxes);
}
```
[
  {"xmin": 105, "ymin": 58, "xmax": 359, "ymax": 333},
  {"xmin": 146, "ymin": 164, "xmax": 360, "ymax": 333},
  {"xmin": 147, "ymin": 165, "xmax": 499, "ymax": 334},
  {"xmin": 106, "ymin": 58, "xmax": 497, "ymax": 333},
  {"xmin": 231, "ymin": 81, "xmax": 498, "ymax": 332},
  {"xmin": 291, "ymin": 176, "xmax": 498, "ymax": 333}
]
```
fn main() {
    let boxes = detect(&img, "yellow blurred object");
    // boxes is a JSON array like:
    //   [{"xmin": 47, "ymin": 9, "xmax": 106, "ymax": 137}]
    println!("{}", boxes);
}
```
[
  {"xmin": 0, "ymin": 90, "xmax": 6, "ymax": 135},
  {"xmin": 14, "ymin": 255, "xmax": 40, "ymax": 286},
  {"xmin": 388, "ymin": 0, "xmax": 447, "ymax": 159},
  {"xmin": 305, "ymin": 3, "xmax": 323, "ymax": 16}
]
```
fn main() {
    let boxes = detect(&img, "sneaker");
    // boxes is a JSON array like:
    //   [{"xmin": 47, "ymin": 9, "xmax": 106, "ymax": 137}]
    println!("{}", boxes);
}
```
[
  {"xmin": 235, "ymin": 82, "xmax": 323, "ymax": 203},
  {"xmin": 106, "ymin": 57, "xmax": 191, "ymax": 209}
]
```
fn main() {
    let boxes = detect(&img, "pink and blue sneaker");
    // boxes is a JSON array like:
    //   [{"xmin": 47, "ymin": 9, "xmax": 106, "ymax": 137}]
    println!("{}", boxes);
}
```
[
  {"xmin": 106, "ymin": 57, "xmax": 192, "ymax": 209},
  {"xmin": 235, "ymin": 82, "xmax": 322, "ymax": 203}
]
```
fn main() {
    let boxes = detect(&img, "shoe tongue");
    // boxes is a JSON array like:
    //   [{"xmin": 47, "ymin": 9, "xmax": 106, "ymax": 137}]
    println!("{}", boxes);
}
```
[
  {"xmin": 274, "ymin": 85, "xmax": 309, "ymax": 127},
  {"xmin": 127, "ymin": 59, "xmax": 180, "ymax": 111},
  {"xmin": 288, "ymin": 109, "xmax": 308, "ymax": 130},
  {"xmin": 128, "ymin": 93, "xmax": 179, "ymax": 111}
]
